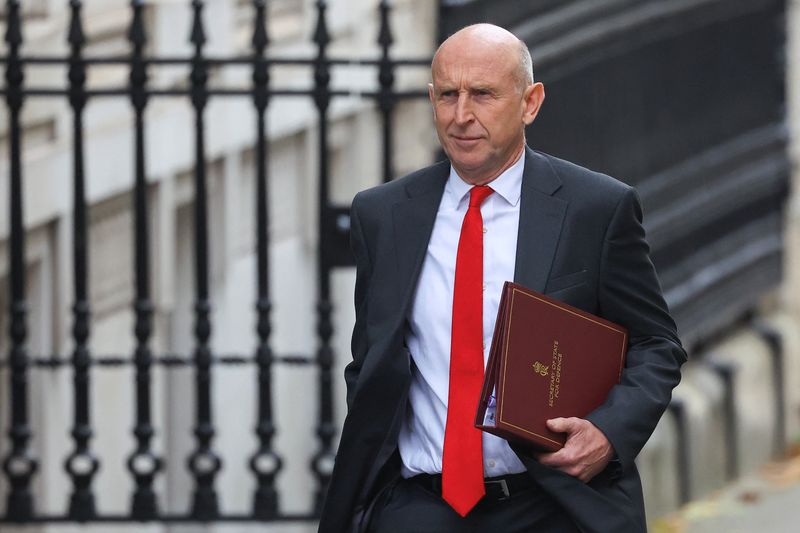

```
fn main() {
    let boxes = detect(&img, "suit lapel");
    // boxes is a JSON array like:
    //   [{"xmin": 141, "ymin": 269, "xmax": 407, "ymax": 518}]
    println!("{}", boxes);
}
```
[
  {"xmin": 392, "ymin": 163, "xmax": 449, "ymax": 318},
  {"xmin": 390, "ymin": 148, "xmax": 566, "ymax": 317},
  {"xmin": 514, "ymin": 148, "xmax": 568, "ymax": 292}
]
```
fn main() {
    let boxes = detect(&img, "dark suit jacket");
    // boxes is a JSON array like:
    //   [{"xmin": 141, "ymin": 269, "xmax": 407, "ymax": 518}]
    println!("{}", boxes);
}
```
[{"xmin": 318, "ymin": 147, "xmax": 687, "ymax": 533}]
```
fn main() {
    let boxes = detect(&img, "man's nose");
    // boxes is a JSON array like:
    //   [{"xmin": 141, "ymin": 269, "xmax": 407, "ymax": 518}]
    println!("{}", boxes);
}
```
[{"xmin": 454, "ymin": 93, "xmax": 474, "ymax": 125}]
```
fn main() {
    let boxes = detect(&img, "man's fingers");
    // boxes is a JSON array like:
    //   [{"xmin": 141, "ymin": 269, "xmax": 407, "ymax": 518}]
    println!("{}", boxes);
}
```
[
  {"xmin": 537, "ymin": 458, "xmax": 588, "ymax": 482},
  {"xmin": 536, "ymin": 418, "xmax": 614, "ymax": 483},
  {"xmin": 536, "ymin": 447, "xmax": 573, "ymax": 467},
  {"xmin": 538, "ymin": 418, "xmax": 584, "ymax": 465}
]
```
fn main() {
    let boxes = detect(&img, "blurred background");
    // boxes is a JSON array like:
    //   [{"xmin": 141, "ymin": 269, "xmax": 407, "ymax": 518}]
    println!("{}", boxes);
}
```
[{"xmin": 0, "ymin": 0, "xmax": 798, "ymax": 532}]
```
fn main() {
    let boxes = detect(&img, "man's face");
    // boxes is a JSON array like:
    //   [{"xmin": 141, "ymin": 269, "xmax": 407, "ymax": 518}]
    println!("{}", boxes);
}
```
[{"xmin": 429, "ymin": 38, "xmax": 544, "ymax": 184}]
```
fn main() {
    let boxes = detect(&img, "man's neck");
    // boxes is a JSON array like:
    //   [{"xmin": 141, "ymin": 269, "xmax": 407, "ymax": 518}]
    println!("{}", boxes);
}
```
[{"xmin": 455, "ymin": 146, "xmax": 525, "ymax": 186}]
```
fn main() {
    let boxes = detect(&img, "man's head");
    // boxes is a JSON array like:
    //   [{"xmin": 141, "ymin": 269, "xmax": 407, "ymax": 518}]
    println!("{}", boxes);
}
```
[{"xmin": 429, "ymin": 24, "xmax": 545, "ymax": 184}]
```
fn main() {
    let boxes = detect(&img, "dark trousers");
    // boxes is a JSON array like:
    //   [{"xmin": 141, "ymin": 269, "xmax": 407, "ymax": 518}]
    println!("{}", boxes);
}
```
[{"xmin": 367, "ymin": 476, "xmax": 582, "ymax": 533}]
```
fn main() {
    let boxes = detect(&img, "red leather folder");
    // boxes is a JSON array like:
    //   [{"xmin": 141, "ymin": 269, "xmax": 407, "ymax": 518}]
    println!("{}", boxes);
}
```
[{"xmin": 475, "ymin": 281, "xmax": 627, "ymax": 452}]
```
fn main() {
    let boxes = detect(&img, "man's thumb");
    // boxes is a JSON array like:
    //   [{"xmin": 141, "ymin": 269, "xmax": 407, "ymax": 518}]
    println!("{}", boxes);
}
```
[{"xmin": 546, "ymin": 417, "xmax": 570, "ymax": 432}]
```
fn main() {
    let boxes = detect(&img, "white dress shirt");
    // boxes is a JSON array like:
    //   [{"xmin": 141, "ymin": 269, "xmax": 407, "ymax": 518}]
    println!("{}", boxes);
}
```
[{"xmin": 399, "ymin": 150, "xmax": 527, "ymax": 478}]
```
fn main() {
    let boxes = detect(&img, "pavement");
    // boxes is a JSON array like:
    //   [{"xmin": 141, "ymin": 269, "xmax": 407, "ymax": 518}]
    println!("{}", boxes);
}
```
[{"xmin": 651, "ymin": 446, "xmax": 800, "ymax": 533}]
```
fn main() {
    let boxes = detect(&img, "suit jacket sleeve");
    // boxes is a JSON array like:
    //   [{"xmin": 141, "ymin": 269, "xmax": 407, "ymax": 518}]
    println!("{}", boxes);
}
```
[
  {"xmin": 585, "ymin": 187, "xmax": 688, "ymax": 473},
  {"xmin": 345, "ymin": 193, "xmax": 372, "ymax": 412}
]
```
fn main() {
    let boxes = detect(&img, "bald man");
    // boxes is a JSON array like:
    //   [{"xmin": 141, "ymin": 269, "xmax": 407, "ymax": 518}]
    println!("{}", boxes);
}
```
[{"xmin": 318, "ymin": 24, "xmax": 686, "ymax": 533}]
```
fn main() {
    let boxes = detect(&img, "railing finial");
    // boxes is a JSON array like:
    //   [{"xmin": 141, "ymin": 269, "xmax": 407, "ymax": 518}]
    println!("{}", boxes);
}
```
[
  {"xmin": 190, "ymin": 0, "xmax": 207, "ymax": 49},
  {"xmin": 313, "ymin": 0, "xmax": 330, "ymax": 50},
  {"xmin": 4, "ymin": 0, "xmax": 22, "ymax": 49},
  {"xmin": 128, "ymin": 0, "xmax": 147, "ymax": 50},
  {"xmin": 68, "ymin": 1, "xmax": 86, "ymax": 49},
  {"xmin": 378, "ymin": 0, "xmax": 394, "ymax": 49},
  {"xmin": 252, "ymin": 0, "xmax": 269, "ymax": 52}
]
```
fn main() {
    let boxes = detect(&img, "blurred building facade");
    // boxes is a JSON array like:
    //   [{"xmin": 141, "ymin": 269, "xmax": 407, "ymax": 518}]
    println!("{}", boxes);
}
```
[{"xmin": 0, "ymin": 1, "xmax": 797, "ymax": 532}]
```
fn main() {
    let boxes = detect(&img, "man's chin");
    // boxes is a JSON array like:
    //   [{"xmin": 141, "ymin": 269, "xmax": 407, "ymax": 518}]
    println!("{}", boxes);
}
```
[
  {"xmin": 450, "ymin": 159, "xmax": 494, "ymax": 182},
  {"xmin": 447, "ymin": 150, "xmax": 486, "ymax": 169}
]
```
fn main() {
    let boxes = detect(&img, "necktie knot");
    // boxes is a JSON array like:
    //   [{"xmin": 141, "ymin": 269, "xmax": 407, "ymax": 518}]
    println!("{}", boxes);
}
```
[{"xmin": 469, "ymin": 185, "xmax": 494, "ymax": 207}]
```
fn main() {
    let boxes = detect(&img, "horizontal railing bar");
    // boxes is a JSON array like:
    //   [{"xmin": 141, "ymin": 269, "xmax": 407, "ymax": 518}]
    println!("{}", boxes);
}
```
[
  {"xmin": 0, "ymin": 88, "xmax": 429, "ymax": 99},
  {"xmin": 0, "ymin": 55, "xmax": 431, "ymax": 67},
  {"xmin": 0, "ymin": 513, "xmax": 318, "ymax": 523},
  {"xmin": 0, "ymin": 354, "xmax": 316, "ymax": 368}
]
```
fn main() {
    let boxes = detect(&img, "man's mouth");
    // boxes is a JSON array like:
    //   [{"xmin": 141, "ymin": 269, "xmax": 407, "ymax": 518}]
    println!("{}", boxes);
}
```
[{"xmin": 451, "ymin": 135, "xmax": 483, "ymax": 146}]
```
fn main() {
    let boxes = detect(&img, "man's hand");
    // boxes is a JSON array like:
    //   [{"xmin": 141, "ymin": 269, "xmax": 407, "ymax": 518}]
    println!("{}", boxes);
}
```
[{"xmin": 535, "ymin": 417, "xmax": 614, "ymax": 483}]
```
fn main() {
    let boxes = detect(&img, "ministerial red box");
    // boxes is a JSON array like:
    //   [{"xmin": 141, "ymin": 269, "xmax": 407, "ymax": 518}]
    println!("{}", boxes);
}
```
[{"xmin": 475, "ymin": 281, "xmax": 627, "ymax": 452}]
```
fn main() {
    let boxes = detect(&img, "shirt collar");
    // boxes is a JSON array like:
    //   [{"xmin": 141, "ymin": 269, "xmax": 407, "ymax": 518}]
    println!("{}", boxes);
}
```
[{"xmin": 445, "ymin": 149, "xmax": 525, "ymax": 209}]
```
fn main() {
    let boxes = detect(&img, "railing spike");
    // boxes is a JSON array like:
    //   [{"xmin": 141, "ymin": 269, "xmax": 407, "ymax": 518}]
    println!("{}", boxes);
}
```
[
  {"xmin": 252, "ymin": 0, "xmax": 269, "ymax": 51},
  {"xmin": 190, "ymin": 0, "xmax": 207, "ymax": 49}
]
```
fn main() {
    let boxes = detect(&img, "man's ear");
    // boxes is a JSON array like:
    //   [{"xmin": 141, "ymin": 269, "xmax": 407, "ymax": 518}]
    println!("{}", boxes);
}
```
[
  {"xmin": 522, "ymin": 82, "xmax": 545, "ymax": 126},
  {"xmin": 428, "ymin": 83, "xmax": 437, "ymax": 119}
]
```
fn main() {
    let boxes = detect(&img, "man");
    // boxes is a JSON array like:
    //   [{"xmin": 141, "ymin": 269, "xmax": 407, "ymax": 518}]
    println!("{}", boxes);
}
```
[{"xmin": 319, "ymin": 24, "xmax": 686, "ymax": 533}]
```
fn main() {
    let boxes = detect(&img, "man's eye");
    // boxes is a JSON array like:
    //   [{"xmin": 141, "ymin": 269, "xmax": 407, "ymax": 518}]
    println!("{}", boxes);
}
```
[{"xmin": 440, "ymin": 90, "xmax": 457, "ymax": 98}]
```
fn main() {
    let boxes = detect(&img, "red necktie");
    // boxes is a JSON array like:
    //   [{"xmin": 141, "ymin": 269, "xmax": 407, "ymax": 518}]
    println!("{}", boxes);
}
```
[{"xmin": 442, "ymin": 185, "xmax": 494, "ymax": 517}]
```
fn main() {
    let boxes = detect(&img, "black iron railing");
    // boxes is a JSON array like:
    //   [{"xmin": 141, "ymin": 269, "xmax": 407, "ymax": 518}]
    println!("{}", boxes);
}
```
[{"xmin": 0, "ymin": 0, "xmax": 427, "ymax": 524}]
